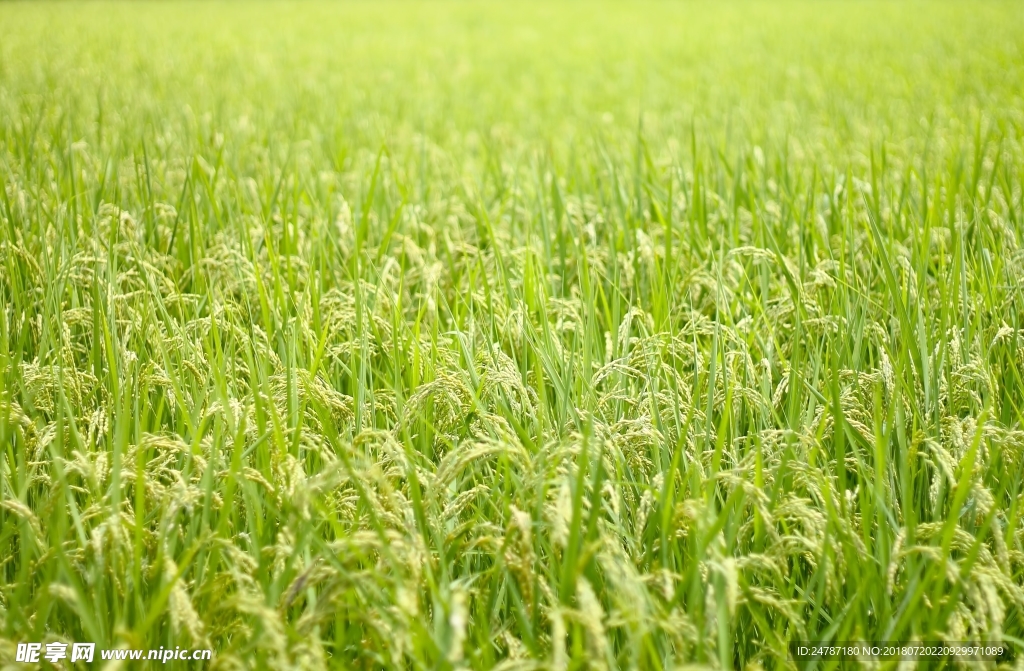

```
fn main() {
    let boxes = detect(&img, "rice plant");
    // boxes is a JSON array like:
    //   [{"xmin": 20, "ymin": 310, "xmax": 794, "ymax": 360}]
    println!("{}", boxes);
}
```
[{"xmin": 1, "ymin": 1, "xmax": 1023, "ymax": 669}]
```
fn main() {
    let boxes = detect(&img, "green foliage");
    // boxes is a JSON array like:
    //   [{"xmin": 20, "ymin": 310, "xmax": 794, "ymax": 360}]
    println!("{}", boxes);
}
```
[{"xmin": 1, "ymin": 1, "xmax": 1023, "ymax": 669}]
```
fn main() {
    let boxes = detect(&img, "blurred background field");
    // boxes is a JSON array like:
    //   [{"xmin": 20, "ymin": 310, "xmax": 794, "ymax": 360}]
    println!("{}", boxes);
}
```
[
  {"xmin": 1, "ymin": 1, "xmax": 1024, "ymax": 669},
  {"xmin": 3, "ymin": 2, "xmax": 1023, "ymax": 169}
]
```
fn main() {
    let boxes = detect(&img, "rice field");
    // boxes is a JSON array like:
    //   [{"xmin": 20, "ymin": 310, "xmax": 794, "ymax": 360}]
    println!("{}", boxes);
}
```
[{"xmin": 1, "ymin": 1, "xmax": 1024, "ymax": 668}]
